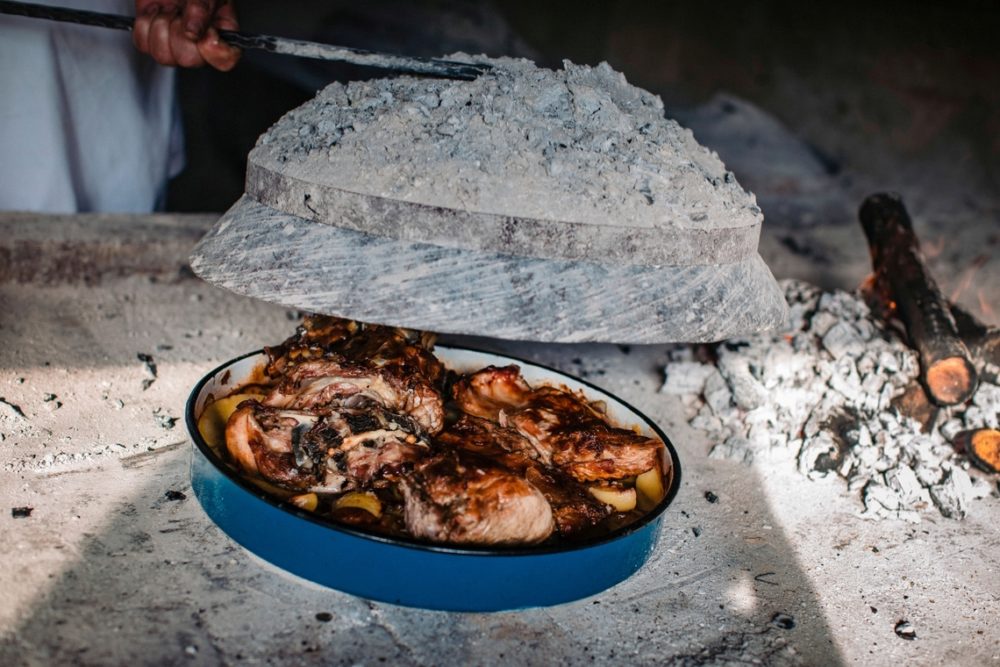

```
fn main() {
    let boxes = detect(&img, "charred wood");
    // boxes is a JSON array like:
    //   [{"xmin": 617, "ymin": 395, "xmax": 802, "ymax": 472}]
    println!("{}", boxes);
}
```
[
  {"xmin": 949, "ymin": 303, "xmax": 1000, "ymax": 385},
  {"xmin": 952, "ymin": 428, "xmax": 1000, "ymax": 474},
  {"xmin": 890, "ymin": 380, "xmax": 939, "ymax": 434},
  {"xmin": 859, "ymin": 193, "xmax": 977, "ymax": 406}
]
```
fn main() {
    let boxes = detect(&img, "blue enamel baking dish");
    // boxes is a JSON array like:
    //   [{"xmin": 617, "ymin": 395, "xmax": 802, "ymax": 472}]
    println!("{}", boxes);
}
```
[{"xmin": 186, "ymin": 347, "xmax": 681, "ymax": 611}]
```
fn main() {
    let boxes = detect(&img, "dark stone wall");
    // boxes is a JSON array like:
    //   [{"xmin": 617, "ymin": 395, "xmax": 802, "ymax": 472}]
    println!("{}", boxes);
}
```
[{"xmin": 168, "ymin": 0, "xmax": 1000, "ymax": 213}]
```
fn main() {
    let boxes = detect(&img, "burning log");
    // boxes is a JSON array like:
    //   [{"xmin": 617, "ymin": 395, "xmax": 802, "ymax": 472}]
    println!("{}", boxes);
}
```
[
  {"xmin": 949, "ymin": 303, "xmax": 1000, "ymax": 385},
  {"xmin": 952, "ymin": 429, "xmax": 1000, "ymax": 474},
  {"xmin": 859, "ymin": 193, "xmax": 978, "ymax": 406},
  {"xmin": 889, "ymin": 380, "xmax": 939, "ymax": 433}
]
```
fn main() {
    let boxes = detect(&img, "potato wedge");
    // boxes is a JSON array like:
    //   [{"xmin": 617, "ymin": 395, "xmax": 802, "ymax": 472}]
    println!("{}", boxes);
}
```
[
  {"xmin": 197, "ymin": 392, "xmax": 264, "ymax": 449},
  {"xmin": 635, "ymin": 465, "xmax": 665, "ymax": 510},
  {"xmin": 334, "ymin": 491, "xmax": 383, "ymax": 518},
  {"xmin": 289, "ymin": 493, "xmax": 319, "ymax": 512},
  {"xmin": 588, "ymin": 485, "xmax": 637, "ymax": 512}
]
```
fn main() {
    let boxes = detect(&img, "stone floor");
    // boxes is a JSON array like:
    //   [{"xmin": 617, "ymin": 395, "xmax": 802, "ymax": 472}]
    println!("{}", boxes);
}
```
[{"xmin": 0, "ymin": 212, "xmax": 997, "ymax": 666}]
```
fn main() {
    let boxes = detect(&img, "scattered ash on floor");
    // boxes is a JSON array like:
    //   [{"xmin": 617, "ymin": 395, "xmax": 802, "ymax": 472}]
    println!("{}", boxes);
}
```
[{"xmin": 662, "ymin": 280, "xmax": 999, "ymax": 522}]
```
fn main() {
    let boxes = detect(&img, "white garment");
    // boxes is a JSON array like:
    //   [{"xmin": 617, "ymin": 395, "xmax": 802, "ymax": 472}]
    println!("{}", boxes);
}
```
[{"xmin": 0, "ymin": 0, "xmax": 184, "ymax": 213}]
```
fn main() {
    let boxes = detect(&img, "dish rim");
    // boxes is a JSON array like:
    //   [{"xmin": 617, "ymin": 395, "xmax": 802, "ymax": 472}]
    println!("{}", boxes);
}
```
[{"xmin": 186, "ymin": 345, "xmax": 682, "ymax": 557}]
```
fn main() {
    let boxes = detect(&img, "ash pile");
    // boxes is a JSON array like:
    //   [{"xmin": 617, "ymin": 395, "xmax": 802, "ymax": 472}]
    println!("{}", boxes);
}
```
[{"xmin": 662, "ymin": 279, "xmax": 1000, "ymax": 522}]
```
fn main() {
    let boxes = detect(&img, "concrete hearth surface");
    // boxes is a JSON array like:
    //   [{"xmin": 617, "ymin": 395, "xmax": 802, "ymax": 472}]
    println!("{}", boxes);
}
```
[{"xmin": 0, "ymin": 212, "xmax": 998, "ymax": 666}]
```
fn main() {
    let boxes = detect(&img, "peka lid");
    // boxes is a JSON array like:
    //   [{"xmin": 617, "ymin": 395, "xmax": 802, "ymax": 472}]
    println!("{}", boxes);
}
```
[{"xmin": 190, "ymin": 57, "xmax": 787, "ymax": 342}]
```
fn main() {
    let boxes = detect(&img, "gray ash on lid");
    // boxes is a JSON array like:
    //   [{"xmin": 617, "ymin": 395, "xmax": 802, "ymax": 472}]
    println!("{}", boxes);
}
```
[
  {"xmin": 661, "ymin": 279, "xmax": 1000, "ymax": 522},
  {"xmin": 195, "ymin": 57, "xmax": 788, "ymax": 339},
  {"xmin": 253, "ymin": 57, "xmax": 760, "ymax": 236}
]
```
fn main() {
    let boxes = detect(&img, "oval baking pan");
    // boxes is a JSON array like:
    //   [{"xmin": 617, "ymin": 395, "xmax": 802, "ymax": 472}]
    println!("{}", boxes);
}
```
[{"xmin": 186, "ymin": 347, "xmax": 681, "ymax": 611}]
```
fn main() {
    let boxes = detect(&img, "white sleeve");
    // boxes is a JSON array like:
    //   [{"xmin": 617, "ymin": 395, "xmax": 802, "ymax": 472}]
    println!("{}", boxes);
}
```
[{"xmin": 0, "ymin": 0, "xmax": 183, "ymax": 213}]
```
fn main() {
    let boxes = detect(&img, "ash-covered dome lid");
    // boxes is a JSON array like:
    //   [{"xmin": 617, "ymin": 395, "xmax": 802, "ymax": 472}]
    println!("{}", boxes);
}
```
[
  {"xmin": 191, "ymin": 58, "xmax": 787, "ymax": 343},
  {"xmin": 247, "ymin": 57, "xmax": 762, "ymax": 267}
]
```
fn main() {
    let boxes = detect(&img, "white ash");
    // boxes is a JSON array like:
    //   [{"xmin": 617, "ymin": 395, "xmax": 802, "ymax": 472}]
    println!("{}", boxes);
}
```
[
  {"xmin": 256, "ymin": 57, "xmax": 760, "ymax": 233},
  {"xmin": 2, "ymin": 437, "xmax": 181, "ymax": 474},
  {"xmin": 1, "ymin": 397, "xmax": 32, "ymax": 446},
  {"xmin": 661, "ymin": 279, "xmax": 999, "ymax": 522}
]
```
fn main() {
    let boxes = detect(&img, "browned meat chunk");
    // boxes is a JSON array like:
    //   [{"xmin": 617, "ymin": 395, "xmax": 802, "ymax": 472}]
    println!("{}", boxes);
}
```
[
  {"xmin": 437, "ymin": 415, "xmax": 612, "ymax": 535},
  {"xmin": 226, "ymin": 400, "xmax": 430, "ymax": 492},
  {"xmin": 453, "ymin": 366, "xmax": 661, "ymax": 482},
  {"xmin": 315, "ymin": 408, "xmax": 430, "ymax": 486},
  {"xmin": 264, "ymin": 315, "xmax": 360, "ymax": 377},
  {"xmin": 452, "ymin": 365, "xmax": 532, "ymax": 421},
  {"xmin": 507, "ymin": 387, "xmax": 661, "ymax": 482},
  {"xmin": 225, "ymin": 401, "xmax": 328, "ymax": 490},
  {"xmin": 435, "ymin": 413, "xmax": 538, "ymax": 469},
  {"xmin": 522, "ymin": 465, "xmax": 614, "ymax": 535},
  {"xmin": 261, "ymin": 315, "xmax": 446, "ymax": 435},
  {"xmin": 266, "ymin": 314, "xmax": 442, "ymax": 381},
  {"xmin": 399, "ymin": 451, "xmax": 555, "ymax": 545},
  {"xmin": 263, "ymin": 359, "xmax": 444, "ymax": 435}
]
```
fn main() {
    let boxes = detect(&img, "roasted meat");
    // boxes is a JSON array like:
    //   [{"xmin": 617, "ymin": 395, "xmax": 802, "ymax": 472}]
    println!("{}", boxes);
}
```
[
  {"xmin": 318, "ymin": 408, "xmax": 430, "ymax": 485},
  {"xmin": 436, "ymin": 413, "xmax": 538, "ymax": 469},
  {"xmin": 437, "ymin": 414, "xmax": 612, "ymax": 535},
  {"xmin": 451, "ymin": 364, "xmax": 532, "ymax": 421},
  {"xmin": 263, "ymin": 359, "xmax": 444, "ymax": 435},
  {"xmin": 521, "ymin": 465, "xmax": 613, "ymax": 535},
  {"xmin": 264, "ymin": 315, "xmax": 360, "ymax": 377},
  {"xmin": 507, "ymin": 386, "xmax": 661, "ymax": 482},
  {"xmin": 454, "ymin": 365, "xmax": 662, "ymax": 482},
  {"xmin": 265, "ymin": 314, "xmax": 442, "ymax": 380},
  {"xmin": 218, "ymin": 316, "xmax": 666, "ymax": 546},
  {"xmin": 262, "ymin": 315, "xmax": 446, "ymax": 435},
  {"xmin": 225, "ymin": 401, "xmax": 326, "ymax": 490},
  {"xmin": 399, "ymin": 451, "xmax": 555, "ymax": 545},
  {"xmin": 225, "ymin": 400, "xmax": 430, "ymax": 492}
]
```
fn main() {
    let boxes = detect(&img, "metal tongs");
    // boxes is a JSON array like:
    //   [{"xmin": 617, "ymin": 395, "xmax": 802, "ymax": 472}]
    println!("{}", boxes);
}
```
[{"xmin": 0, "ymin": 0, "xmax": 492, "ymax": 80}]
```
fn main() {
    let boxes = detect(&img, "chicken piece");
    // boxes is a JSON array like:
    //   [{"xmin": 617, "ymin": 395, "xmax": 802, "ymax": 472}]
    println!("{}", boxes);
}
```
[
  {"xmin": 225, "ymin": 400, "xmax": 429, "ymax": 492},
  {"xmin": 320, "ymin": 409, "xmax": 430, "ymax": 485},
  {"xmin": 522, "ymin": 466, "xmax": 615, "ymax": 535},
  {"xmin": 225, "ymin": 401, "xmax": 332, "ymax": 490},
  {"xmin": 399, "ymin": 451, "xmax": 555, "ymax": 545},
  {"xmin": 265, "ymin": 314, "xmax": 442, "ymax": 380},
  {"xmin": 453, "ymin": 366, "xmax": 661, "ymax": 482},
  {"xmin": 262, "ymin": 315, "xmax": 446, "ymax": 435},
  {"xmin": 335, "ymin": 322, "xmax": 441, "ymax": 381},
  {"xmin": 507, "ymin": 387, "xmax": 661, "ymax": 482},
  {"xmin": 451, "ymin": 365, "xmax": 532, "ymax": 421},
  {"xmin": 264, "ymin": 315, "xmax": 359, "ymax": 377},
  {"xmin": 263, "ymin": 358, "xmax": 444, "ymax": 435},
  {"xmin": 435, "ymin": 413, "xmax": 538, "ymax": 469},
  {"xmin": 437, "ymin": 415, "xmax": 612, "ymax": 535}
]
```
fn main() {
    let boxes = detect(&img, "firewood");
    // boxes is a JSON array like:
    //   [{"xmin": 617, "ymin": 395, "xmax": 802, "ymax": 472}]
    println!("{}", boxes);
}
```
[
  {"xmin": 890, "ymin": 380, "xmax": 938, "ymax": 433},
  {"xmin": 859, "ymin": 193, "xmax": 978, "ymax": 406},
  {"xmin": 952, "ymin": 429, "xmax": 1000, "ymax": 474},
  {"xmin": 949, "ymin": 303, "xmax": 1000, "ymax": 384}
]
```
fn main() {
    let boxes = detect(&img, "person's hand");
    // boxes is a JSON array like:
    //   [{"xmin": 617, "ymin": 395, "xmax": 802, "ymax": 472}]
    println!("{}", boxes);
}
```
[{"xmin": 133, "ymin": 1, "xmax": 241, "ymax": 71}]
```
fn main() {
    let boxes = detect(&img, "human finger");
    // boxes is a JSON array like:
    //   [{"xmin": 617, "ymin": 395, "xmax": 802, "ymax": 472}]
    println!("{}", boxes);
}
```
[
  {"xmin": 147, "ymin": 9, "xmax": 179, "ymax": 66},
  {"xmin": 132, "ymin": 2, "xmax": 160, "ymax": 54},
  {"xmin": 181, "ymin": 0, "xmax": 217, "ymax": 40},
  {"xmin": 197, "ymin": 25, "xmax": 241, "ymax": 71},
  {"xmin": 169, "ymin": 14, "xmax": 206, "ymax": 67},
  {"xmin": 198, "ymin": 4, "xmax": 240, "ymax": 72}
]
